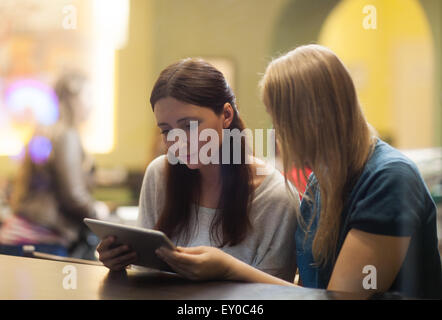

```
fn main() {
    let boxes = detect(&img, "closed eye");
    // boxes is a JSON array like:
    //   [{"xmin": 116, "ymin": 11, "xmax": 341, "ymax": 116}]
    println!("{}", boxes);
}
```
[{"xmin": 183, "ymin": 120, "xmax": 199, "ymax": 131}]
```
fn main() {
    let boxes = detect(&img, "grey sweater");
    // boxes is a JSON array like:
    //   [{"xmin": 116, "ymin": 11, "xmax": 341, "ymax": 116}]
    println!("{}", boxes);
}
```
[{"xmin": 137, "ymin": 155, "xmax": 299, "ymax": 282}]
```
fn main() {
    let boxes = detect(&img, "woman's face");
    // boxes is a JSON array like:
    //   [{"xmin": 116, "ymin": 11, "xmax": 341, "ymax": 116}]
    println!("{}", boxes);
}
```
[{"xmin": 154, "ymin": 97, "xmax": 232, "ymax": 170}]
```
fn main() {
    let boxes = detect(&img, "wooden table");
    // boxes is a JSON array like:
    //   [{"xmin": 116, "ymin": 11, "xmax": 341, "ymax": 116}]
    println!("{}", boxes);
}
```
[{"xmin": 0, "ymin": 254, "xmax": 367, "ymax": 300}]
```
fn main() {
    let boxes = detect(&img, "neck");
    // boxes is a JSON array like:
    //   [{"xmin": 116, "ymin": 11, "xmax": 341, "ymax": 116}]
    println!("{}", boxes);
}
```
[{"xmin": 198, "ymin": 163, "xmax": 222, "ymax": 187}]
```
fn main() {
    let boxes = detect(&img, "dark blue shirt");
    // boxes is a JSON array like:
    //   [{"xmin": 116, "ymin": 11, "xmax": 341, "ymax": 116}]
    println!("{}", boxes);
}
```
[{"xmin": 296, "ymin": 139, "xmax": 442, "ymax": 298}]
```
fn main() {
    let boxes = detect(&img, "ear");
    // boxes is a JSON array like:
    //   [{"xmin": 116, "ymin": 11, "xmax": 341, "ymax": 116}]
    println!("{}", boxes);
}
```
[{"xmin": 222, "ymin": 103, "xmax": 234, "ymax": 129}]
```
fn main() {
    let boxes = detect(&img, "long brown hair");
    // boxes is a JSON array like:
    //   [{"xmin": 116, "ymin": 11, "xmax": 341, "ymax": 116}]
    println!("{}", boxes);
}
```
[
  {"xmin": 150, "ymin": 58, "xmax": 254, "ymax": 247},
  {"xmin": 260, "ymin": 45, "xmax": 376, "ymax": 266}
]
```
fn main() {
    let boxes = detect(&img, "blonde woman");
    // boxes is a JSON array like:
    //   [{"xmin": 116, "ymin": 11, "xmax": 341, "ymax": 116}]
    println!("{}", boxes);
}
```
[{"xmin": 156, "ymin": 45, "xmax": 442, "ymax": 299}]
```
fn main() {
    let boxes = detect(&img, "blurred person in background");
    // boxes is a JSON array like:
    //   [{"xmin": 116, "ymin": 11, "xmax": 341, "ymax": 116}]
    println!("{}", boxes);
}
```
[{"xmin": 0, "ymin": 71, "xmax": 104, "ymax": 258}]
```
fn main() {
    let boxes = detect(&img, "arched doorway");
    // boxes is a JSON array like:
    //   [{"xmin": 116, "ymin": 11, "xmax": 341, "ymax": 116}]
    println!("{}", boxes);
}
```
[
  {"xmin": 270, "ymin": 0, "xmax": 435, "ymax": 149},
  {"xmin": 319, "ymin": 0, "xmax": 435, "ymax": 149}
]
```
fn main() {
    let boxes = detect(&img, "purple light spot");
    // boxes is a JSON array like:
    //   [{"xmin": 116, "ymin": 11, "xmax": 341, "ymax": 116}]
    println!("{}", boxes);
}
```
[
  {"xmin": 4, "ymin": 79, "xmax": 59, "ymax": 126},
  {"xmin": 29, "ymin": 136, "xmax": 52, "ymax": 164}
]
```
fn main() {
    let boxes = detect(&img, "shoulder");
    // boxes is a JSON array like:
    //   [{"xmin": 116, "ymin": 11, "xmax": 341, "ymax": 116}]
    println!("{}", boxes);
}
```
[
  {"xmin": 140, "ymin": 154, "xmax": 168, "ymax": 193},
  {"xmin": 256, "ymin": 164, "xmax": 297, "ymax": 199},
  {"xmin": 250, "ymin": 165, "xmax": 300, "ymax": 224},
  {"xmin": 46, "ymin": 127, "xmax": 85, "ymax": 165},
  {"xmin": 144, "ymin": 154, "xmax": 168, "ymax": 178},
  {"xmin": 138, "ymin": 155, "xmax": 168, "ymax": 221},
  {"xmin": 51, "ymin": 127, "xmax": 82, "ymax": 149},
  {"xmin": 347, "ymin": 141, "xmax": 434, "ymax": 235},
  {"xmin": 147, "ymin": 154, "xmax": 168, "ymax": 171},
  {"xmin": 361, "ymin": 140, "xmax": 424, "ymax": 189}
]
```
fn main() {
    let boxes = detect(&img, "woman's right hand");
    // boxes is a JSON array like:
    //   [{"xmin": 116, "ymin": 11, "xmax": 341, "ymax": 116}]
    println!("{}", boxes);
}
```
[
  {"xmin": 155, "ymin": 246, "xmax": 238, "ymax": 281},
  {"xmin": 156, "ymin": 246, "xmax": 295, "ymax": 286},
  {"xmin": 96, "ymin": 236, "xmax": 137, "ymax": 271}
]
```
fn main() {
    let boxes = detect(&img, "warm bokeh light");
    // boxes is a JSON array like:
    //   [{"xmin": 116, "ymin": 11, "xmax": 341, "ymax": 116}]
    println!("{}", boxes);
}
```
[
  {"xmin": 0, "ymin": 0, "xmax": 131, "ymax": 157},
  {"xmin": 80, "ymin": 0, "xmax": 129, "ymax": 154}
]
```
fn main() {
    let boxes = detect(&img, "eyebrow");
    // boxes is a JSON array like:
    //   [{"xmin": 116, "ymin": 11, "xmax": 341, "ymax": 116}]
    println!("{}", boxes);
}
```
[{"xmin": 157, "ymin": 117, "xmax": 202, "ymax": 127}]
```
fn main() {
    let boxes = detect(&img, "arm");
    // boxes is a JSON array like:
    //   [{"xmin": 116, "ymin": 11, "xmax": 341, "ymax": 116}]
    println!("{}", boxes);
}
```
[
  {"xmin": 137, "ymin": 155, "xmax": 166, "ymax": 229},
  {"xmin": 53, "ymin": 129, "xmax": 96, "ymax": 219},
  {"xmin": 327, "ymin": 229, "xmax": 410, "ymax": 293},
  {"xmin": 98, "ymin": 156, "xmax": 166, "ymax": 271},
  {"xmin": 137, "ymin": 166, "xmax": 155, "ymax": 229},
  {"xmin": 251, "ymin": 199, "xmax": 298, "ymax": 282},
  {"xmin": 156, "ymin": 246, "xmax": 297, "ymax": 286},
  {"xmin": 326, "ymin": 162, "xmax": 423, "ymax": 294},
  {"xmin": 156, "ymin": 167, "xmax": 299, "ymax": 284}
]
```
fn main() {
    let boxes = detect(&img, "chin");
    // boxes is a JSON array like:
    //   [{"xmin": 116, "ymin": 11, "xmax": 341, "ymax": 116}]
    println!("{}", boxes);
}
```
[
  {"xmin": 174, "ymin": 156, "xmax": 202, "ymax": 170},
  {"xmin": 185, "ymin": 162, "xmax": 202, "ymax": 170}
]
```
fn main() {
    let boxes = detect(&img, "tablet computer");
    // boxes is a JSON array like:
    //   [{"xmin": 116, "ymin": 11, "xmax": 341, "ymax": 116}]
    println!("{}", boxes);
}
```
[{"xmin": 84, "ymin": 218, "xmax": 176, "ymax": 272}]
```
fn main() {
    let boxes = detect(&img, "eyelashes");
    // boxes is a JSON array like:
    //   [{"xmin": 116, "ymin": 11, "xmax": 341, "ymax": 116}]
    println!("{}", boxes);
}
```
[{"xmin": 160, "ymin": 122, "xmax": 198, "ymax": 135}]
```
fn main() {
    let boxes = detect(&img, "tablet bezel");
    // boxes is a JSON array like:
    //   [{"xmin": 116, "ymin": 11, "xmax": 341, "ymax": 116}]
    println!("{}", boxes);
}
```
[{"xmin": 84, "ymin": 218, "xmax": 176, "ymax": 272}]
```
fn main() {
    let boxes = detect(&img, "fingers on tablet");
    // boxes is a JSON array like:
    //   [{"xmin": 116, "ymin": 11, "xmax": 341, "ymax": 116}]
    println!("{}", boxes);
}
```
[
  {"xmin": 97, "ymin": 238, "xmax": 137, "ymax": 271},
  {"xmin": 109, "ymin": 251, "xmax": 137, "ymax": 270},
  {"xmin": 96, "ymin": 236, "xmax": 115, "ymax": 253},
  {"xmin": 101, "ymin": 244, "xmax": 127, "ymax": 261}
]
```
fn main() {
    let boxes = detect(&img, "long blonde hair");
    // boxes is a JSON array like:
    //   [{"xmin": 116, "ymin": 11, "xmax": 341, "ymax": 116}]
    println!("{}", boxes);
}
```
[{"xmin": 260, "ymin": 44, "xmax": 376, "ymax": 266}]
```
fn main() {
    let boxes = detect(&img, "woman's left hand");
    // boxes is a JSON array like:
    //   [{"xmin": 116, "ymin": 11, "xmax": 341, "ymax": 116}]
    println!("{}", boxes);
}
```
[{"xmin": 156, "ymin": 246, "xmax": 235, "ymax": 281}]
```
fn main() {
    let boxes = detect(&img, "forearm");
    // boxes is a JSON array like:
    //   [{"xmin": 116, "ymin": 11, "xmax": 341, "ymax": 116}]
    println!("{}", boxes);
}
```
[{"xmin": 225, "ymin": 256, "xmax": 297, "ymax": 287}]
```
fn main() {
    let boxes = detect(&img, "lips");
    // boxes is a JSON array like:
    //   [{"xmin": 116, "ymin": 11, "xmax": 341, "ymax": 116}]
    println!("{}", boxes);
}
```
[
  {"xmin": 176, "ymin": 152, "xmax": 197, "ymax": 164},
  {"xmin": 186, "ymin": 153, "xmax": 198, "ymax": 162}
]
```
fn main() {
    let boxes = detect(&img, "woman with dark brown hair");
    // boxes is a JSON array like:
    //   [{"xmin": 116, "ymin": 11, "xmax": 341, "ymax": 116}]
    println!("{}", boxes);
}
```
[
  {"xmin": 97, "ymin": 58, "xmax": 299, "ymax": 282},
  {"xmin": 155, "ymin": 45, "xmax": 442, "ymax": 299}
]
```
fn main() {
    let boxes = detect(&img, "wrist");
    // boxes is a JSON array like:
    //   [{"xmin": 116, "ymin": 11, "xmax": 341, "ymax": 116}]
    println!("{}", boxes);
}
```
[{"xmin": 223, "ymin": 255, "xmax": 246, "ymax": 281}]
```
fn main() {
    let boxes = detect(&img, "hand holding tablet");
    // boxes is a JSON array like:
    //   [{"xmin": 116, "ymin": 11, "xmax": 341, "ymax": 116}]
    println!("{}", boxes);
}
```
[{"xmin": 84, "ymin": 218, "xmax": 176, "ymax": 272}]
